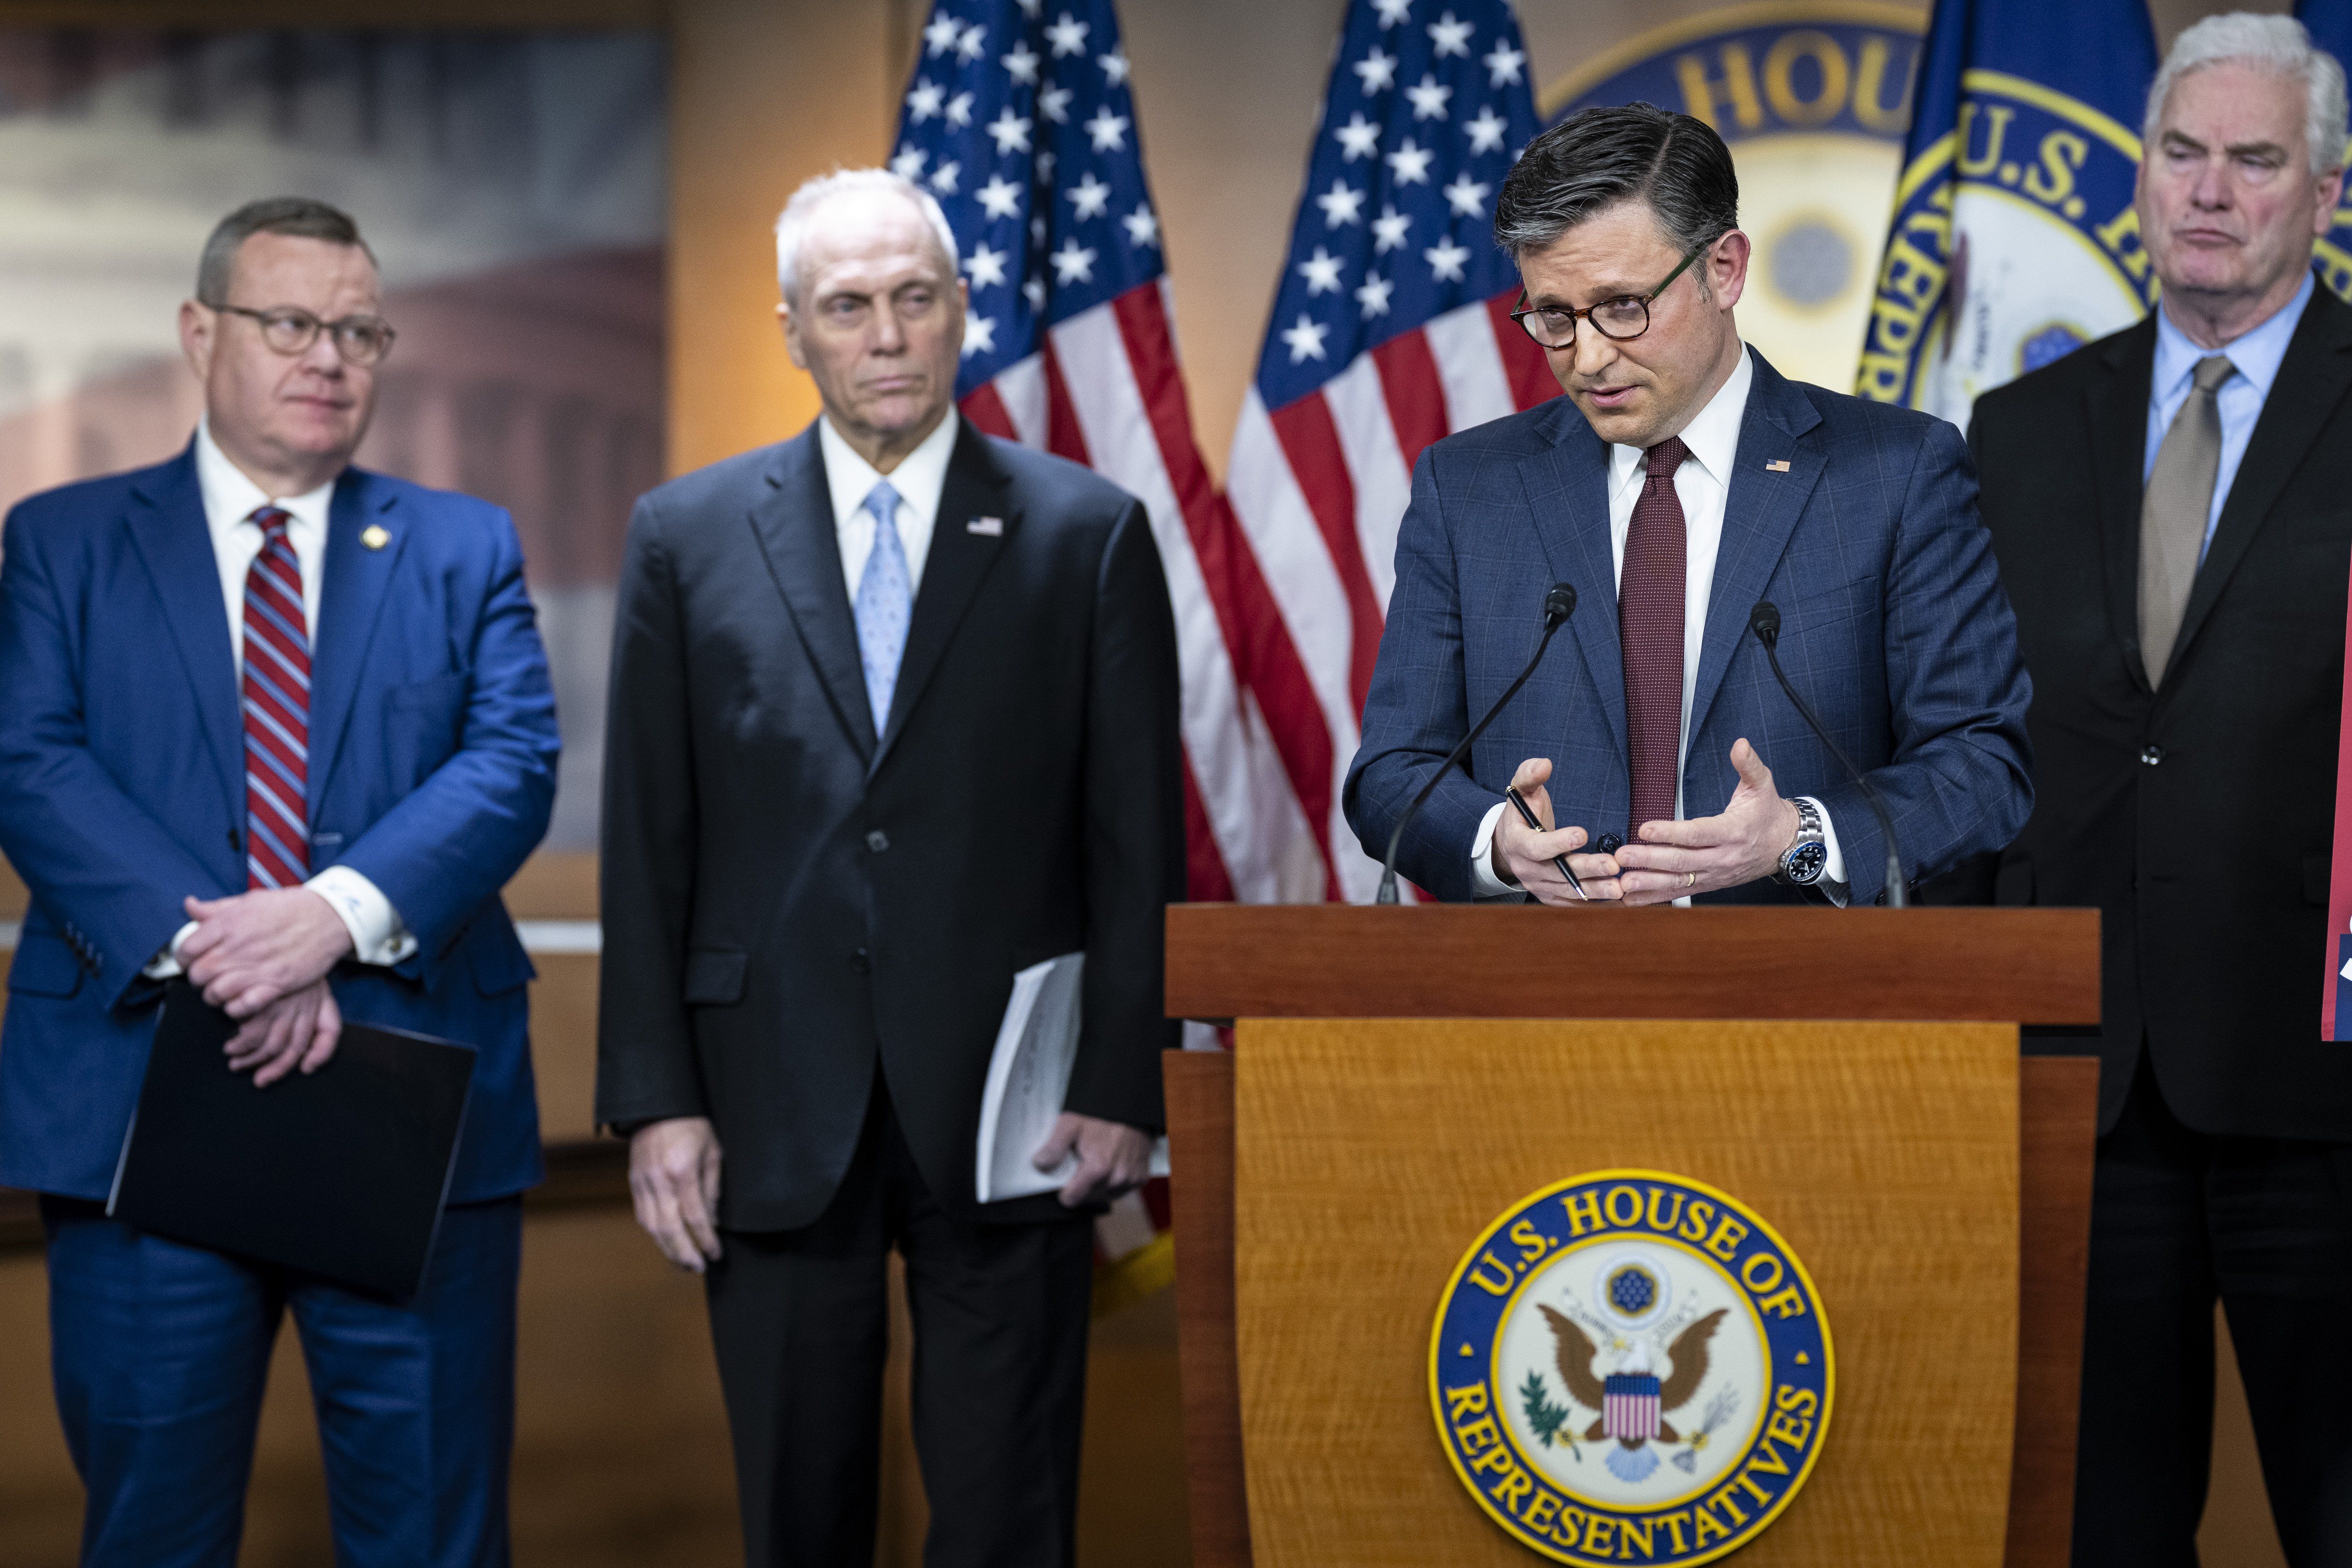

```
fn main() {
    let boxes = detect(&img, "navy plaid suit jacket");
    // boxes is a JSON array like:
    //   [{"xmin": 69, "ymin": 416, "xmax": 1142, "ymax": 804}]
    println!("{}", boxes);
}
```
[{"xmin": 1344, "ymin": 349, "xmax": 2033, "ymax": 906}]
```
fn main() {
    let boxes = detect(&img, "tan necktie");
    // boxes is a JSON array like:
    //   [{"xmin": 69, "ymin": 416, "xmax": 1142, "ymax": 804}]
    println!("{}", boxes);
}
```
[{"xmin": 2138, "ymin": 354, "xmax": 2234, "ymax": 686}]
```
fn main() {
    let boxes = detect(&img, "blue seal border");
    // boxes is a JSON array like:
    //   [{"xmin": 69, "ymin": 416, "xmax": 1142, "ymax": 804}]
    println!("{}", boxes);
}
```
[{"xmin": 1428, "ymin": 1169, "xmax": 1836, "ymax": 1566}]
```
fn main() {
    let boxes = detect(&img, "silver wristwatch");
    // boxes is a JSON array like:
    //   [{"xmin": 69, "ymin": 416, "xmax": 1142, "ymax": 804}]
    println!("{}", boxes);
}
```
[{"xmin": 1775, "ymin": 797, "xmax": 1828, "ymax": 886}]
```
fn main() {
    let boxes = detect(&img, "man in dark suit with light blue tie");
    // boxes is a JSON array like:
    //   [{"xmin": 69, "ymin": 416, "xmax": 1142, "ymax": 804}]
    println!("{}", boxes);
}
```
[
  {"xmin": 1346, "ymin": 105, "xmax": 2033, "ymax": 907},
  {"xmin": 596, "ymin": 169, "xmax": 1183, "ymax": 1566},
  {"xmin": 0, "ymin": 198, "xmax": 558, "ymax": 1567}
]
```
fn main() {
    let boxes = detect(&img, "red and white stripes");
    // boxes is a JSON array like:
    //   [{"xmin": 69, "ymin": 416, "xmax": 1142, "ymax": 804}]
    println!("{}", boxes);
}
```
[{"xmin": 969, "ymin": 281, "xmax": 1553, "ymax": 907}]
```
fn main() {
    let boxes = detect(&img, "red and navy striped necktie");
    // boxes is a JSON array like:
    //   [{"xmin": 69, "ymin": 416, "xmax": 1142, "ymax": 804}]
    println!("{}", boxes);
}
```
[{"xmin": 240, "ymin": 506, "xmax": 310, "ymax": 889}]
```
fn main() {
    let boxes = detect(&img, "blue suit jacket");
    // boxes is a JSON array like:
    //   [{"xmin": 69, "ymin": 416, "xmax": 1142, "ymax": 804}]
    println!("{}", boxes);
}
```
[
  {"xmin": 0, "ymin": 444, "xmax": 560, "ymax": 1203},
  {"xmin": 1344, "ymin": 350, "xmax": 2033, "ymax": 906}
]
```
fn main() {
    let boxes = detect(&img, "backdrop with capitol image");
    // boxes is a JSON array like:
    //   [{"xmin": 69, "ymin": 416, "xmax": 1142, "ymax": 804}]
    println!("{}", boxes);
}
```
[{"xmin": 0, "ymin": 27, "xmax": 665, "ymax": 852}]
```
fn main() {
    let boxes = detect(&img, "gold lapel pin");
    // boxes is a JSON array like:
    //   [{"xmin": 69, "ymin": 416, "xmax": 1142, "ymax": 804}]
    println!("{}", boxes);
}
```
[
  {"xmin": 360, "ymin": 524, "xmax": 390, "ymax": 550},
  {"xmin": 1765, "ymin": 460, "xmax": 1792, "ymax": 472}
]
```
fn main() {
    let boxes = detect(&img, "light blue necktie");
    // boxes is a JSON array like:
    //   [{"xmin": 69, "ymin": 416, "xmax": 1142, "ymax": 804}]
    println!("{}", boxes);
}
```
[{"xmin": 852, "ymin": 479, "xmax": 911, "ymax": 735}]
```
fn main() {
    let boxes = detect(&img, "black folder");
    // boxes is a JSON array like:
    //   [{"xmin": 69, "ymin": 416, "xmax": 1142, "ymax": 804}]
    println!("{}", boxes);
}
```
[{"xmin": 109, "ymin": 979, "xmax": 476, "ymax": 1299}]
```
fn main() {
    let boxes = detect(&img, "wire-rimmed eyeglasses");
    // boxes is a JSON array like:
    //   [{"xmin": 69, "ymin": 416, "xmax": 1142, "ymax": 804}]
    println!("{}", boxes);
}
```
[
  {"xmin": 211, "ymin": 303, "xmax": 398, "ymax": 367},
  {"xmin": 1507, "ymin": 246, "xmax": 1706, "ymax": 350}
]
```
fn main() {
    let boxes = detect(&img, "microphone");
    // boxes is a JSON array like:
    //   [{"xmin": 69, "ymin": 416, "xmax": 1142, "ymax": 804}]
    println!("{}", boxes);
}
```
[
  {"xmin": 1377, "ymin": 583, "xmax": 1576, "ymax": 905},
  {"xmin": 1748, "ymin": 602, "xmax": 1906, "ymax": 907}
]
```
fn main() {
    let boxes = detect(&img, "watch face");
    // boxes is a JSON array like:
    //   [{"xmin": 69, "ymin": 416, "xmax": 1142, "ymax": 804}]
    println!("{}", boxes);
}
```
[{"xmin": 1783, "ymin": 841, "xmax": 1828, "ymax": 885}]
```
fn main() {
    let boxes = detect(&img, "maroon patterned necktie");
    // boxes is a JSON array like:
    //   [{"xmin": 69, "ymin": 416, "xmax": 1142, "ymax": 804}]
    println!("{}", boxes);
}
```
[
  {"xmin": 1621, "ymin": 437, "xmax": 1688, "ymax": 832},
  {"xmin": 240, "ymin": 506, "xmax": 311, "ymax": 889}
]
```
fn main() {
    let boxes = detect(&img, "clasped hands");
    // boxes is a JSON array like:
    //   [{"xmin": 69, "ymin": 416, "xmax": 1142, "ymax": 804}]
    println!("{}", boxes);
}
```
[
  {"xmin": 1490, "ymin": 739, "xmax": 1800, "ymax": 908},
  {"xmin": 629, "ymin": 1110, "xmax": 1154, "ymax": 1274},
  {"xmin": 177, "ymin": 887, "xmax": 355, "ymax": 1086}
]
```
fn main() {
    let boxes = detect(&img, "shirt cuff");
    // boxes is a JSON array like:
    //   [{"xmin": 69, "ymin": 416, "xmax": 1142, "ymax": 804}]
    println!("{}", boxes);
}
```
[
  {"xmin": 1469, "ymin": 800, "xmax": 1518, "ymax": 897},
  {"xmin": 306, "ymin": 866, "xmax": 418, "ymax": 966},
  {"xmin": 143, "ymin": 920, "xmax": 200, "ymax": 979},
  {"xmin": 1798, "ymin": 795, "xmax": 1851, "ymax": 907}
]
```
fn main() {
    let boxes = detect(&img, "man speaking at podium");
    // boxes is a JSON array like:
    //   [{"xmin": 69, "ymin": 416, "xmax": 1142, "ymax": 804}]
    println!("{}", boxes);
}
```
[{"xmin": 1345, "ymin": 105, "xmax": 2033, "ymax": 907}]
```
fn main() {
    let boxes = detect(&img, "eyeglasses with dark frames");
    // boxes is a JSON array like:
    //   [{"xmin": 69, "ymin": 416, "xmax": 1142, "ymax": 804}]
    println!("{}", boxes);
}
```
[
  {"xmin": 1508, "ymin": 246, "xmax": 1708, "ymax": 350},
  {"xmin": 211, "ymin": 303, "xmax": 397, "ymax": 367}
]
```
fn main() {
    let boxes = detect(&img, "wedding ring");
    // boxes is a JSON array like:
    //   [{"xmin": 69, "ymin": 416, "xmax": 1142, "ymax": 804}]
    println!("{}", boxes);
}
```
[{"xmin": 1683, "ymin": 872, "xmax": 1696, "ymax": 890}]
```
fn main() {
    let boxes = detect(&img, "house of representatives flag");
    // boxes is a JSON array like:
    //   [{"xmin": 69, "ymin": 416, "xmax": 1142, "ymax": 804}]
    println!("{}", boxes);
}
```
[
  {"xmin": 892, "ymin": 0, "xmax": 1293, "ymax": 916},
  {"xmin": 1225, "ymin": 0, "xmax": 1553, "ymax": 902},
  {"xmin": 1855, "ymin": 0, "xmax": 2158, "ymax": 428},
  {"xmin": 2297, "ymin": 0, "xmax": 2352, "ymax": 300}
]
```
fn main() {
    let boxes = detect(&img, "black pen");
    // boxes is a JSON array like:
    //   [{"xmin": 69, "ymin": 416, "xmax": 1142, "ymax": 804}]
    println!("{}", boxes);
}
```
[{"xmin": 1505, "ymin": 785, "xmax": 1587, "ymax": 901}]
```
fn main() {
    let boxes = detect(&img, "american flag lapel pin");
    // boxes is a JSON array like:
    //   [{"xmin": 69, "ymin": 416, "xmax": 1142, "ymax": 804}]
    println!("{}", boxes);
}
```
[
  {"xmin": 1765, "ymin": 460, "xmax": 1792, "ymax": 473},
  {"xmin": 967, "ymin": 515, "xmax": 1004, "ymax": 536}
]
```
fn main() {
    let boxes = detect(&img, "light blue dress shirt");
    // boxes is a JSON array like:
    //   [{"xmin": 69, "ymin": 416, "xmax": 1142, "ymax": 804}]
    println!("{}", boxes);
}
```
[{"xmin": 2145, "ymin": 268, "xmax": 2314, "ymax": 561}]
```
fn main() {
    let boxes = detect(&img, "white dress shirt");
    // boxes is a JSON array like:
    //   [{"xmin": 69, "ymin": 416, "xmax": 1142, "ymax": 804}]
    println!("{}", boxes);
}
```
[
  {"xmin": 150, "ymin": 424, "xmax": 414, "ymax": 974},
  {"xmin": 2145, "ymin": 268, "xmax": 2312, "ymax": 560},
  {"xmin": 1469, "ymin": 347, "xmax": 1847, "ymax": 901},
  {"xmin": 819, "ymin": 408, "xmax": 960, "ymax": 599}
]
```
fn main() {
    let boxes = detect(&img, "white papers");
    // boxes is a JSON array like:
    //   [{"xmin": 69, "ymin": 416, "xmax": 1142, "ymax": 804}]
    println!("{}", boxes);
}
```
[{"xmin": 974, "ymin": 951, "xmax": 1170, "ymax": 1203}]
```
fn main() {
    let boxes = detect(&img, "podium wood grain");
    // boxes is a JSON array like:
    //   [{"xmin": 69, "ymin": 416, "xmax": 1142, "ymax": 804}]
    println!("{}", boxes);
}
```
[
  {"xmin": 2008, "ymin": 1056, "xmax": 2100, "ymax": 1568},
  {"xmin": 1165, "ymin": 905, "xmax": 2100, "ymax": 1025},
  {"xmin": 1168, "ymin": 1047, "xmax": 2100, "ymax": 1568},
  {"xmin": 1167, "ymin": 1051, "xmax": 1252, "ymax": 1568}
]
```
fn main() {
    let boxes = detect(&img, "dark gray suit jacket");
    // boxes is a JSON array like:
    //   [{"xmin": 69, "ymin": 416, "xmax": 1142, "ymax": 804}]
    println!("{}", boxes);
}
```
[
  {"xmin": 1952, "ymin": 281, "xmax": 2352, "ymax": 1138},
  {"xmin": 595, "ymin": 419, "xmax": 1184, "ymax": 1229}
]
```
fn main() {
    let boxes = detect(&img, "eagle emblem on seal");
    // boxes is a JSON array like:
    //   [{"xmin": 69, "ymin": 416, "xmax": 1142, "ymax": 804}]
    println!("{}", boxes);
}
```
[{"xmin": 1538, "ymin": 1305, "xmax": 1727, "ymax": 1483}]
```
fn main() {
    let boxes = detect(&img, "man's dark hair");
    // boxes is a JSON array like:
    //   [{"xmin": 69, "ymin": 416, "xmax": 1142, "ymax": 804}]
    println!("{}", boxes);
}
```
[
  {"xmin": 195, "ymin": 197, "xmax": 375, "ymax": 305},
  {"xmin": 1494, "ymin": 103, "xmax": 1739, "ymax": 273}
]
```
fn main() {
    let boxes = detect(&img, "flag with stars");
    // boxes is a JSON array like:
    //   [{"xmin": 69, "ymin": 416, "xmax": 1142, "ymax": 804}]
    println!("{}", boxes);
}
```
[
  {"xmin": 894, "ymin": 0, "xmax": 1264, "ymax": 1299},
  {"xmin": 1224, "ymin": 0, "xmax": 1551, "ymax": 901},
  {"xmin": 895, "ymin": 0, "xmax": 1304, "ymax": 920}
]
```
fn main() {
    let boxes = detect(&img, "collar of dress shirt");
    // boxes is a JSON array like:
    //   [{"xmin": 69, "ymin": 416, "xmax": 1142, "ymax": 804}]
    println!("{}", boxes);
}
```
[
  {"xmin": 193, "ymin": 419, "xmax": 336, "ymax": 552},
  {"xmin": 819, "ymin": 406, "xmax": 960, "ymax": 537},
  {"xmin": 2151, "ymin": 267, "xmax": 2312, "ymax": 407},
  {"xmin": 1606, "ymin": 342, "xmax": 1755, "ymax": 498}
]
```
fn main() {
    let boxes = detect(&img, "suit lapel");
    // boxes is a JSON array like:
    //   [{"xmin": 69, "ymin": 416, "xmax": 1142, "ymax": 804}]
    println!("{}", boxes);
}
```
[
  {"xmin": 1524, "ymin": 400, "xmax": 1625, "ymax": 768},
  {"xmin": 747, "ymin": 428, "xmax": 878, "ymax": 763},
  {"xmin": 123, "ymin": 446, "xmax": 243, "ymax": 819},
  {"xmin": 874, "ymin": 421, "xmax": 1016, "ymax": 772},
  {"xmin": 1688, "ymin": 353, "xmax": 1824, "ymax": 742},
  {"xmin": 307, "ymin": 471, "xmax": 408, "ymax": 805},
  {"xmin": 2169, "ymin": 285, "xmax": 2352, "ymax": 678},
  {"xmin": 2085, "ymin": 319, "xmax": 2158, "ymax": 690}
]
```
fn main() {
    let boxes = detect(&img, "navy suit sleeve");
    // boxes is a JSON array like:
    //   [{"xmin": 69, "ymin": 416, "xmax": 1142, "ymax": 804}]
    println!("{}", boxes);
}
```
[
  {"xmin": 0, "ymin": 506, "xmax": 218, "ymax": 1006},
  {"xmin": 1816, "ymin": 417, "xmax": 2034, "ymax": 904},
  {"xmin": 336, "ymin": 508, "xmax": 558, "ymax": 966},
  {"xmin": 594, "ymin": 493, "xmax": 707, "ymax": 1129},
  {"xmin": 1065, "ymin": 498, "xmax": 1184, "ymax": 1131},
  {"xmin": 1342, "ymin": 444, "xmax": 1496, "ymax": 901}
]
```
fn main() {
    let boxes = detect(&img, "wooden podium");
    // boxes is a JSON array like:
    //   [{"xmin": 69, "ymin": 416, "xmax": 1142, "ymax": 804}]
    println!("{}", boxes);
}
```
[{"xmin": 1160, "ymin": 906, "xmax": 2101, "ymax": 1568}]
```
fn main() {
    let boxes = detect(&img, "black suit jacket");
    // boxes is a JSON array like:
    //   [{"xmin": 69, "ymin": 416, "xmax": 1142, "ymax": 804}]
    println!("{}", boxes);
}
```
[
  {"xmin": 594, "ymin": 419, "xmax": 1185, "ymax": 1229},
  {"xmin": 1956, "ymin": 280, "xmax": 2352, "ymax": 1138}
]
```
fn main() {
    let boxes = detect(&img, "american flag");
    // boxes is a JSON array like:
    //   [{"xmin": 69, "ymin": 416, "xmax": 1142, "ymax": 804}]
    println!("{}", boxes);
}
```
[
  {"xmin": 892, "ymin": 0, "xmax": 1273, "ymax": 913},
  {"xmin": 1226, "ymin": 0, "xmax": 1551, "ymax": 901},
  {"xmin": 892, "ymin": 0, "xmax": 1224, "ymax": 1291}
]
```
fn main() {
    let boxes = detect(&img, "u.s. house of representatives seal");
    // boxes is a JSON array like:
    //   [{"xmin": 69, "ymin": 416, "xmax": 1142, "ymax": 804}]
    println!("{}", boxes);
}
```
[{"xmin": 1430, "ymin": 1171, "xmax": 1833, "ymax": 1565}]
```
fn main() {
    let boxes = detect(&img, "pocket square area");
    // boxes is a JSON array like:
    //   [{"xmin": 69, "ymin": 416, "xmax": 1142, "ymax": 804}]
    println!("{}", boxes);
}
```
[{"xmin": 967, "ymin": 516, "xmax": 1004, "ymax": 535}]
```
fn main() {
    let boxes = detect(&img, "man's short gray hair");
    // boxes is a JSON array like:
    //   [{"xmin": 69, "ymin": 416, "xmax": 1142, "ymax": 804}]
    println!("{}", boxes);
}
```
[
  {"xmin": 197, "ymin": 197, "xmax": 374, "ymax": 306},
  {"xmin": 2144, "ymin": 11, "xmax": 2349, "ymax": 175},
  {"xmin": 773, "ymin": 168, "xmax": 960, "ymax": 307}
]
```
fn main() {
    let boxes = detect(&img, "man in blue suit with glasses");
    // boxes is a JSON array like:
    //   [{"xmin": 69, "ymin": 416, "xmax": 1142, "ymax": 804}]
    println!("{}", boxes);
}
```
[
  {"xmin": 0, "ymin": 197, "xmax": 558, "ymax": 1568},
  {"xmin": 1346, "ymin": 104, "xmax": 2033, "ymax": 908}
]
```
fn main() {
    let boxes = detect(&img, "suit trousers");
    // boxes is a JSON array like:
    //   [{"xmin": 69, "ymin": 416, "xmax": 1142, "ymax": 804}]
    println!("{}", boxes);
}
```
[
  {"xmin": 2071, "ymin": 1059, "xmax": 2352, "ymax": 1567},
  {"xmin": 704, "ymin": 1073, "xmax": 1097, "ymax": 1568},
  {"xmin": 41, "ymin": 1194, "xmax": 524, "ymax": 1568}
]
